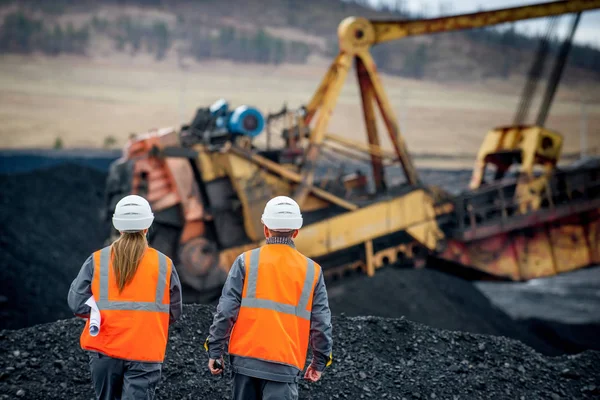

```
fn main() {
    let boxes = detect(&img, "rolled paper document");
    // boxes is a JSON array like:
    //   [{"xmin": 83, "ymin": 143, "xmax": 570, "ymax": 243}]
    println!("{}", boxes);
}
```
[{"xmin": 85, "ymin": 296, "xmax": 101, "ymax": 336}]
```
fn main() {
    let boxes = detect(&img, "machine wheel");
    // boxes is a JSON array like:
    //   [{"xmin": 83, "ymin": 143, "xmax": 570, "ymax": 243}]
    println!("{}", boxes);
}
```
[
  {"xmin": 148, "ymin": 222, "xmax": 181, "ymax": 260},
  {"xmin": 177, "ymin": 237, "xmax": 228, "ymax": 299}
]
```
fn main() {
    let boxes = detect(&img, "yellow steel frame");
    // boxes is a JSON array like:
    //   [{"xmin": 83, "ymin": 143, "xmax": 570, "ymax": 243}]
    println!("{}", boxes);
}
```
[
  {"xmin": 292, "ymin": 0, "xmax": 600, "ymax": 208},
  {"xmin": 469, "ymin": 126, "xmax": 563, "ymax": 189},
  {"xmin": 217, "ymin": 187, "xmax": 444, "ymax": 276},
  {"xmin": 228, "ymin": 146, "xmax": 359, "ymax": 211}
]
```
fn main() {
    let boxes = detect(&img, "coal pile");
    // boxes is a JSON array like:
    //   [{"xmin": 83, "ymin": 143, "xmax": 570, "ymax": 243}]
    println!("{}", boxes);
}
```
[
  {"xmin": 0, "ymin": 164, "xmax": 109, "ymax": 330},
  {"xmin": 1, "ymin": 305, "xmax": 599, "ymax": 400},
  {"xmin": 326, "ymin": 267, "xmax": 579, "ymax": 356}
]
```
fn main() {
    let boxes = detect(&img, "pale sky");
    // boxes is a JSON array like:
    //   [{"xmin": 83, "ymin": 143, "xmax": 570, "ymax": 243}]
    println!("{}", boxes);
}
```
[{"xmin": 370, "ymin": 0, "xmax": 600, "ymax": 48}]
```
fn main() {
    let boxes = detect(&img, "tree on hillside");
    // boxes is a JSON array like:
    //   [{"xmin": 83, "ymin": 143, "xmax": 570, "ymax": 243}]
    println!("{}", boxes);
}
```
[
  {"xmin": 253, "ymin": 29, "xmax": 271, "ymax": 63},
  {"xmin": 111, "ymin": 16, "xmax": 172, "ymax": 59},
  {"xmin": 402, "ymin": 44, "xmax": 428, "ymax": 79},
  {"xmin": 389, "ymin": 0, "xmax": 406, "ymax": 14},
  {"xmin": 0, "ymin": 12, "xmax": 43, "ymax": 53},
  {"xmin": 372, "ymin": 44, "xmax": 392, "ymax": 71},
  {"xmin": 152, "ymin": 21, "xmax": 170, "ymax": 60},
  {"xmin": 0, "ymin": 12, "xmax": 89, "ymax": 55},
  {"xmin": 45, "ymin": 25, "xmax": 63, "ymax": 55},
  {"xmin": 273, "ymin": 38, "xmax": 285, "ymax": 65},
  {"xmin": 218, "ymin": 27, "xmax": 235, "ymax": 48}
]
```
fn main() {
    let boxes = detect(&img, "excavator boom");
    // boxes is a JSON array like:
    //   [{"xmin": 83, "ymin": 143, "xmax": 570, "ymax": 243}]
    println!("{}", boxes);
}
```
[
  {"xmin": 295, "ymin": 0, "xmax": 600, "ymax": 207},
  {"xmin": 370, "ymin": 0, "xmax": 600, "ymax": 44}
]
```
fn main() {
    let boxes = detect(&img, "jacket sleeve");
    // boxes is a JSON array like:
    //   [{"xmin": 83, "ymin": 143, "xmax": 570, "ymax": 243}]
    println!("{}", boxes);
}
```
[
  {"xmin": 309, "ymin": 269, "xmax": 333, "ymax": 372},
  {"xmin": 169, "ymin": 261, "xmax": 183, "ymax": 324},
  {"xmin": 67, "ymin": 255, "xmax": 94, "ymax": 318},
  {"xmin": 205, "ymin": 254, "xmax": 245, "ymax": 359}
]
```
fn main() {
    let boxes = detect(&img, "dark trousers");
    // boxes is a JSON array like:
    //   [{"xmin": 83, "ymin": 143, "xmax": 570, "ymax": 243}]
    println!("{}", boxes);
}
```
[
  {"xmin": 232, "ymin": 372, "xmax": 298, "ymax": 400},
  {"xmin": 88, "ymin": 352, "xmax": 162, "ymax": 400}
]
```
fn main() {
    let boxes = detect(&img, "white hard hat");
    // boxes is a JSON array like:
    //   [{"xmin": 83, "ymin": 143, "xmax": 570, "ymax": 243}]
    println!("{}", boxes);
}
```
[
  {"xmin": 112, "ymin": 195, "xmax": 154, "ymax": 232},
  {"xmin": 261, "ymin": 196, "xmax": 303, "ymax": 231}
]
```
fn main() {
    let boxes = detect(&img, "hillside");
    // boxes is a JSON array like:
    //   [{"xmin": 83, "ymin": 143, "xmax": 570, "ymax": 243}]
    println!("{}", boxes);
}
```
[
  {"xmin": 1, "ymin": 0, "xmax": 599, "ymax": 83},
  {"xmin": 0, "ymin": 0, "xmax": 599, "ymax": 154}
]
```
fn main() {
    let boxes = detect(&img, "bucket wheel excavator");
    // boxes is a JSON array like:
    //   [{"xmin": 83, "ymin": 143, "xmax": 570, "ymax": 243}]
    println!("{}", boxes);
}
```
[{"xmin": 103, "ymin": 0, "xmax": 600, "ymax": 302}]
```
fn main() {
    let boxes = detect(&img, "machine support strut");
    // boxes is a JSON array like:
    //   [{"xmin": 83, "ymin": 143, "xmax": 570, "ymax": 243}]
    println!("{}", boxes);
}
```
[
  {"xmin": 294, "ymin": 53, "xmax": 352, "ymax": 206},
  {"xmin": 355, "ymin": 51, "xmax": 419, "ymax": 187},
  {"xmin": 356, "ymin": 56, "xmax": 385, "ymax": 193},
  {"xmin": 536, "ymin": 12, "xmax": 582, "ymax": 127}
]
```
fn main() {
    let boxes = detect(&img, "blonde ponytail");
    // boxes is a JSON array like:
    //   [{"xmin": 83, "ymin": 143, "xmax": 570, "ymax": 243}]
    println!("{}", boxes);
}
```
[{"xmin": 111, "ymin": 231, "xmax": 147, "ymax": 292}]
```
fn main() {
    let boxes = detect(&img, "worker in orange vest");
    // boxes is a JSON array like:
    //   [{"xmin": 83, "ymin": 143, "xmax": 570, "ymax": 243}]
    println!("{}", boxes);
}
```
[
  {"xmin": 67, "ymin": 194, "xmax": 182, "ymax": 400},
  {"xmin": 205, "ymin": 195, "xmax": 333, "ymax": 399}
]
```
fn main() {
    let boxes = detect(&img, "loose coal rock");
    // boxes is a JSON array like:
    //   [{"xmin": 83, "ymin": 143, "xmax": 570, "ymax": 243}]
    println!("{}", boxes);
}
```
[
  {"xmin": 327, "ymin": 266, "xmax": 568, "ymax": 355},
  {"xmin": 0, "ymin": 164, "xmax": 109, "ymax": 330},
  {"xmin": 1, "ymin": 305, "xmax": 599, "ymax": 399}
]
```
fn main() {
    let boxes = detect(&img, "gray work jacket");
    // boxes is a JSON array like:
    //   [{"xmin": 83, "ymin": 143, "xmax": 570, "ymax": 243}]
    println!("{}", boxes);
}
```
[
  {"xmin": 206, "ymin": 238, "xmax": 333, "ymax": 383},
  {"xmin": 67, "ymin": 248, "xmax": 183, "ymax": 324}
]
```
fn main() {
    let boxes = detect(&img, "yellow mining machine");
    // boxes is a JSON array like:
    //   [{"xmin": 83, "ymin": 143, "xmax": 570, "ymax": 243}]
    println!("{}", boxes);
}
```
[{"xmin": 103, "ymin": 0, "xmax": 600, "ymax": 301}]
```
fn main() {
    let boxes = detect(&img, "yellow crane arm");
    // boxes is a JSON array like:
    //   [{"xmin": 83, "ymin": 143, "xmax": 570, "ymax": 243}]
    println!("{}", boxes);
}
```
[
  {"xmin": 370, "ymin": 0, "xmax": 600, "ymax": 44},
  {"xmin": 293, "ymin": 0, "xmax": 600, "ymax": 208}
]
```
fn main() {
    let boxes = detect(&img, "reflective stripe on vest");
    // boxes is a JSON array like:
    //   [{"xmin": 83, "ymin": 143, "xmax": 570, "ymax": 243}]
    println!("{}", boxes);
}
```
[
  {"xmin": 241, "ymin": 248, "xmax": 315, "ymax": 321},
  {"xmin": 96, "ymin": 246, "xmax": 169, "ymax": 313}
]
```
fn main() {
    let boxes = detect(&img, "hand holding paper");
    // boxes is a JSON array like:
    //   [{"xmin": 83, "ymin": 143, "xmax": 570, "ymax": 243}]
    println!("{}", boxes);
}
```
[{"xmin": 85, "ymin": 296, "xmax": 101, "ymax": 336}]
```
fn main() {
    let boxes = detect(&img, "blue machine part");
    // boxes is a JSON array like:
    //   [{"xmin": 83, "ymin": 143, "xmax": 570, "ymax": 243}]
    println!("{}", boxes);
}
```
[
  {"xmin": 214, "ymin": 116, "xmax": 227, "ymax": 130},
  {"xmin": 227, "ymin": 105, "xmax": 265, "ymax": 137},
  {"xmin": 209, "ymin": 98, "xmax": 228, "ymax": 116}
]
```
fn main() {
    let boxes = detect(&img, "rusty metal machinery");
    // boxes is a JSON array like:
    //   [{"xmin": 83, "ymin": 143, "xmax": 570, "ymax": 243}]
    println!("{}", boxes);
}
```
[
  {"xmin": 439, "ymin": 158, "xmax": 600, "ymax": 280},
  {"xmin": 103, "ymin": 1, "xmax": 600, "ymax": 301},
  {"xmin": 290, "ymin": 0, "xmax": 600, "ymax": 206}
]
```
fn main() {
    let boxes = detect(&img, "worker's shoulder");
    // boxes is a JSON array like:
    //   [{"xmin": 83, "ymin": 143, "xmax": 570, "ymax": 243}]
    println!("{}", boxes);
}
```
[
  {"xmin": 87, "ymin": 245, "xmax": 110, "ymax": 263},
  {"xmin": 237, "ymin": 246, "xmax": 266, "ymax": 265},
  {"xmin": 237, "ymin": 247, "xmax": 259, "ymax": 259},
  {"xmin": 81, "ymin": 253, "xmax": 95, "ymax": 269},
  {"xmin": 148, "ymin": 247, "xmax": 173, "ymax": 263},
  {"xmin": 243, "ymin": 246, "xmax": 261, "ymax": 254},
  {"xmin": 295, "ymin": 251, "xmax": 322, "ymax": 271},
  {"xmin": 91, "ymin": 245, "xmax": 110, "ymax": 255}
]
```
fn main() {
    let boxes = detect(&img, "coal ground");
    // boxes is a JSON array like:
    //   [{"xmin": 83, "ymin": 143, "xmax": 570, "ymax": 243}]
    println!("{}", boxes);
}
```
[
  {"xmin": 326, "ymin": 267, "xmax": 568, "ymax": 356},
  {"xmin": 2, "ymin": 158, "xmax": 600, "ymax": 389},
  {"xmin": 475, "ymin": 268, "xmax": 600, "ymax": 325},
  {"xmin": 0, "ymin": 164, "xmax": 109, "ymax": 330},
  {"xmin": 475, "ymin": 267, "xmax": 600, "ymax": 355},
  {"xmin": 1, "ymin": 305, "xmax": 599, "ymax": 400}
]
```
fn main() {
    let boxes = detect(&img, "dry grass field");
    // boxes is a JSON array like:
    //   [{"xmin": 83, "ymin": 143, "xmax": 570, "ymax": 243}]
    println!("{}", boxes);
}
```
[{"xmin": 1, "ymin": 54, "xmax": 598, "ymax": 168}]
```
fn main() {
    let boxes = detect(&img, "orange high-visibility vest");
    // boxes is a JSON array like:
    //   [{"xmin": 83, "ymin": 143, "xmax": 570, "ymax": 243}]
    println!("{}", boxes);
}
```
[
  {"xmin": 80, "ymin": 246, "xmax": 172, "ymax": 363},
  {"xmin": 228, "ymin": 245, "xmax": 321, "ymax": 371}
]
